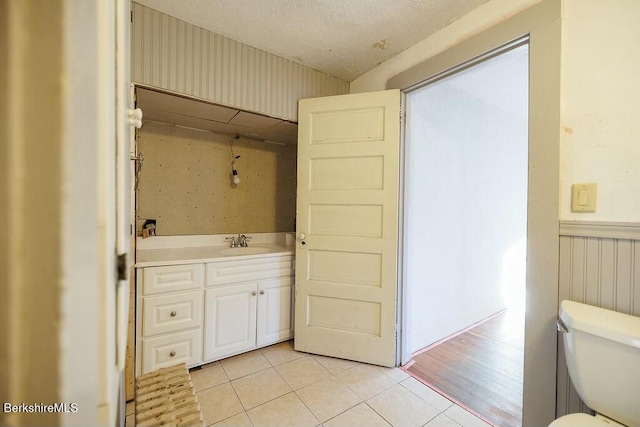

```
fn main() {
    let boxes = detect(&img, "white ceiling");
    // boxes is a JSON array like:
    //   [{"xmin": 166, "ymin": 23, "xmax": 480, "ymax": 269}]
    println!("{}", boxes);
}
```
[{"xmin": 134, "ymin": 0, "xmax": 490, "ymax": 81}]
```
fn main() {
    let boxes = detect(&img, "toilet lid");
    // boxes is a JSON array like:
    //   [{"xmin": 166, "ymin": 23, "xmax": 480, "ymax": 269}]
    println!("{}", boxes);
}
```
[{"xmin": 550, "ymin": 413, "xmax": 616, "ymax": 427}]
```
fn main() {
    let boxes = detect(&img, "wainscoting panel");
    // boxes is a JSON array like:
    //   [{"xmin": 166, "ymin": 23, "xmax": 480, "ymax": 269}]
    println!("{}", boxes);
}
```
[{"xmin": 556, "ymin": 221, "xmax": 640, "ymax": 417}]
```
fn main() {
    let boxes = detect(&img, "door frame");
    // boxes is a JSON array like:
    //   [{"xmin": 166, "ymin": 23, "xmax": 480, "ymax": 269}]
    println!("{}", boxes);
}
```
[
  {"xmin": 388, "ymin": 1, "xmax": 561, "ymax": 426},
  {"xmin": 397, "ymin": 35, "xmax": 529, "ymax": 364}
]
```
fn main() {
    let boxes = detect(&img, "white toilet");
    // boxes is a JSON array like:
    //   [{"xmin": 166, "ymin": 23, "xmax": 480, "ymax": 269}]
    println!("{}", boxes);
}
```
[{"xmin": 550, "ymin": 300, "xmax": 640, "ymax": 427}]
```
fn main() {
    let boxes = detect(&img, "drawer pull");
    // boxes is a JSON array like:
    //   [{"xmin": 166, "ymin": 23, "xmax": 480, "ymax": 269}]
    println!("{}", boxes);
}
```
[
  {"xmin": 169, "ymin": 351, "xmax": 176, "ymax": 357},
  {"xmin": 170, "ymin": 311, "xmax": 177, "ymax": 317},
  {"xmin": 259, "ymin": 290, "xmax": 265, "ymax": 295},
  {"xmin": 251, "ymin": 291, "xmax": 257, "ymax": 296}
]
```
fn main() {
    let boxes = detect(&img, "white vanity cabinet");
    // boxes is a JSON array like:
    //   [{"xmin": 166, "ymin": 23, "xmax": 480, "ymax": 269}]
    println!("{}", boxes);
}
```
[
  {"xmin": 136, "ymin": 251, "xmax": 294, "ymax": 375},
  {"xmin": 137, "ymin": 264, "xmax": 204, "ymax": 374},
  {"xmin": 204, "ymin": 256, "xmax": 294, "ymax": 361}
]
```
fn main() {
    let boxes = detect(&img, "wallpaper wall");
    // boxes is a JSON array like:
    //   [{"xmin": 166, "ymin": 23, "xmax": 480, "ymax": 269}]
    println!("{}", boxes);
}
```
[{"xmin": 137, "ymin": 122, "xmax": 297, "ymax": 235}]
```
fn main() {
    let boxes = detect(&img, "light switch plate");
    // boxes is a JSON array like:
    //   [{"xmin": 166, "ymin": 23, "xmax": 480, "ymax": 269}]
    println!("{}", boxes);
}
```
[{"xmin": 571, "ymin": 183, "xmax": 597, "ymax": 212}]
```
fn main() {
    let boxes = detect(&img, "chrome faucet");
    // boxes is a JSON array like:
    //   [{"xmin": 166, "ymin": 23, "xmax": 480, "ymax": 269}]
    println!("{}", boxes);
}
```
[
  {"xmin": 238, "ymin": 234, "xmax": 252, "ymax": 247},
  {"xmin": 225, "ymin": 236, "xmax": 237, "ymax": 248}
]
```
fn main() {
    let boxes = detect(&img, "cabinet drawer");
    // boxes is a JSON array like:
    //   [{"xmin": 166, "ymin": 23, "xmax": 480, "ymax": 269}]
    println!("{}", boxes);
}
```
[
  {"xmin": 143, "ymin": 291, "xmax": 202, "ymax": 337},
  {"xmin": 143, "ymin": 264, "xmax": 204, "ymax": 295},
  {"xmin": 206, "ymin": 255, "xmax": 293, "ymax": 287},
  {"xmin": 141, "ymin": 329, "xmax": 201, "ymax": 374}
]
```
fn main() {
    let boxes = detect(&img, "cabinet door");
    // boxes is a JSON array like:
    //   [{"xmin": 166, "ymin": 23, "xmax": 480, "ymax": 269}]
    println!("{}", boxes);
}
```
[
  {"xmin": 204, "ymin": 283, "xmax": 257, "ymax": 361},
  {"xmin": 257, "ymin": 277, "xmax": 294, "ymax": 347}
]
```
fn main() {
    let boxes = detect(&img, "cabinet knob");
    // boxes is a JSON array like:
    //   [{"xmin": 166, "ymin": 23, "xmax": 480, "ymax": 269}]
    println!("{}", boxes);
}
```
[
  {"xmin": 169, "ymin": 351, "xmax": 176, "ymax": 357},
  {"xmin": 260, "ymin": 290, "xmax": 265, "ymax": 295},
  {"xmin": 252, "ymin": 291, "xmax": 257, "ymax": 296},
  {"xmin": 170, "ymin": 311, "xmax": 177, "ymax": 317}
]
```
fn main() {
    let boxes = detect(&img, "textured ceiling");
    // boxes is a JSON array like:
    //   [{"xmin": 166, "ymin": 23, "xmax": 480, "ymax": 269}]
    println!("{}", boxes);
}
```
[{"xmin": 133, "ymin": 0, "xmax": 489, "ymax": 81}]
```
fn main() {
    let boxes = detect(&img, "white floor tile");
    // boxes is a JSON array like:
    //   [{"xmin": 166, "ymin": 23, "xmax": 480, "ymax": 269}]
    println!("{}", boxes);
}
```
[
  {"xmin": 376, "ymin": 366, "xmax": 411, "ymax": 383},
  {"xmin": 366, "ymin": 384, "xmax": 439, "ymax": 427},
  {"xmin": 231, "ymin": 368, "xmax": 291, "ymax": 410},
  {"xmin": 311, "ymin": 354, "xmax": 359, "ymax": 375},
  {"xmin": 275, "ymin": 355, "xmax": 331, "ymax": 390},
  {"xmin": 197, "ymin": 382, "xmax": 245, "ymax": 426},
  {"xmin": 336, "ymin": 364, "xmax": 396, "ymax": 400},
  {"xmin": 323, "ymin": 402, "xmax": 391, "ymax": 427},
  {"xmin": 246, "ymin": 392, "xmax": 319, "ymax": 427},
  {"xmin": 424, "ymin": 413, "xmax": 462, "ymax": 427},
  {"xmin": 211, "ymin": 411, "xmax": 254, "ymax": 427},
  {"xmin": 187, "ymin": 349, "xmax": 501, "ymax": 427},
  {"xmin": 261, "ymin": 341, "xmax": 306, "ymax": 366},
  {"xmin": 220, "ymin": 350, "xmax": 271, "ymax": 380},
  {"xmin": 444, "ymin": 405, "xmax": 492, "ymax": 427},
  {"xmin": 296, "ymin": 376, "xmax": 361, "ymax": 423},
  {"xmin": 400, "ymin": 377, "xmax": 454, "ymax": 412},
  {"xmin": 190, "ymin": 363, "xmax": 229, "ymax": 392}
]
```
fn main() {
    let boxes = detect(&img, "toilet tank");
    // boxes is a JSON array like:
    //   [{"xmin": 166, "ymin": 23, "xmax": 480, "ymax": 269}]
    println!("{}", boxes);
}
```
[{"xmin": 559, "ymin": 300, "xmax": 640, "ymax": 427}]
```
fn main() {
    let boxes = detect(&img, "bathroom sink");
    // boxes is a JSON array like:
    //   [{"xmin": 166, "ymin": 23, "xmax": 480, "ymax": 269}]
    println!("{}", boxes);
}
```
[{"xmin": 221, "ymin": 246, "xmax": 273, "ymax": 256}]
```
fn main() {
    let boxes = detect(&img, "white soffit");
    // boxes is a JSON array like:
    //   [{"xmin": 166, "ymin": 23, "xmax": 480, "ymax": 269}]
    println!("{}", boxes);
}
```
[
  {"xmin": 137, "ymin": 88, "xmax": 298, "ymax": 145},
  {"xmin": 133, "ymin": 0, "xmax": 490, "ymax": 81}
]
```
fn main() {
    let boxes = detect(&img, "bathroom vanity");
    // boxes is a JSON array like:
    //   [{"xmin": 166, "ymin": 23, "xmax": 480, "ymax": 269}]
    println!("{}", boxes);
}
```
[{"xmin": 134, "ymin": 233, "xmax": 295, "ymax": 375}]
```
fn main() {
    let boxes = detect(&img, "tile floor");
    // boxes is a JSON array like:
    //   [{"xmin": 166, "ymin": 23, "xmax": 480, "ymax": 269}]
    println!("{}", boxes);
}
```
[{"xmin": 180, "ymin": 341, "xmax": 492, "ymax": 427}]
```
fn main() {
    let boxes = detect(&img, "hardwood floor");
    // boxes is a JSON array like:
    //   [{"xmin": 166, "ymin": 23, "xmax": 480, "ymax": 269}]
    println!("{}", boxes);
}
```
[{"xmin": 406, "ymin": 310, "xmax": 524, "ymax": 427}]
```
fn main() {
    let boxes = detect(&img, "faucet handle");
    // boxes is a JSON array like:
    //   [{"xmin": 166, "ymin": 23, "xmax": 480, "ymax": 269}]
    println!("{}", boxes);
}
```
[{"xmin": 225, "ymin": 236, "xmax": 237, "ymax": 248}]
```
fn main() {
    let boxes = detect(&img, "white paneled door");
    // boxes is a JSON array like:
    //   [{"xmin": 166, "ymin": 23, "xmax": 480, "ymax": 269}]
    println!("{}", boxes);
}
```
[{"xmin": 294, "ymin": 89, "xmax": 401, "ymax": 367}]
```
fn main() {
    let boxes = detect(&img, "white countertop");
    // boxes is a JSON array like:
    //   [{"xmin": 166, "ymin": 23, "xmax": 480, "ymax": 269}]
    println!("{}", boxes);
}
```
[{"xmin": 135, "ymin": 233, "xmax": 295, "ymax": 267}]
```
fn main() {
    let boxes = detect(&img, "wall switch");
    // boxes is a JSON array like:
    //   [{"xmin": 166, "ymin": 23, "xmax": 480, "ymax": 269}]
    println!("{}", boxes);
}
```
[{"xmin": 571, "ymin": 183, "xmax": 597, "ymax": 212}]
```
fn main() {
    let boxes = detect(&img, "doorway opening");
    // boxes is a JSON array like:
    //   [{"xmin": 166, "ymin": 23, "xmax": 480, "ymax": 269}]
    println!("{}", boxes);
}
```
[{"xmin": 401, "ymin": 42, "xmax": 529, "ymax": 427}]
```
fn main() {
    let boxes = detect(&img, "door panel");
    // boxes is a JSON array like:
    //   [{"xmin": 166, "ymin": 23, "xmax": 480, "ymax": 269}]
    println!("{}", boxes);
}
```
[
  {"xmin": 308, "ymin": 250, "xmax": 382, "ymax": 287},
  {"xmin": 294, "ymin": 89, "xmax": 400, "ymax": 367},
  {"xmin": 309, "ymin": 156, "xmax": 384, "ymax": 189},
  {"xmin": 309, "ymin": 204, "xmax": 383, "ymax": 238}
]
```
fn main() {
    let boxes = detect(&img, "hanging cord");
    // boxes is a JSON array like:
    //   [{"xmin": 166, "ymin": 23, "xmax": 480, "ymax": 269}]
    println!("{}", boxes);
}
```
[
  {"xmin": 229, "ymin": 135, "xmax": 241, "ymax": 185},
  {"xmin": 229, "ymin": 135, "xmax": 240, "ymax": 169}
]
